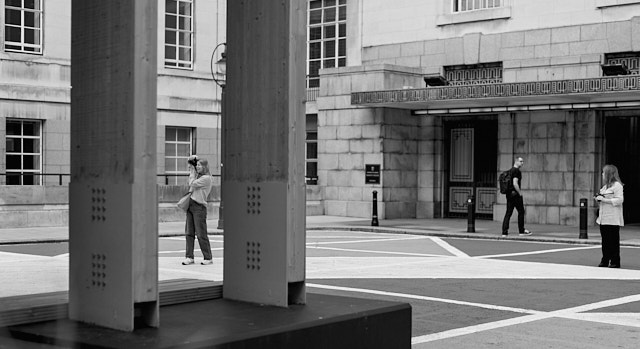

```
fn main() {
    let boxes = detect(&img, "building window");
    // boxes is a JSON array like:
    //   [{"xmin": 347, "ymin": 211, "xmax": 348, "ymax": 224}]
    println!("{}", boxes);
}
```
[
  {"xmin": 307, "ymin": 0, "xmax": 346, "ymax": 88},
  {"xmin": 4, "ymin": 0, "xmax": 43, "ymax": 54},
  {"xmin": 453, "ymin": 0, "xmax": 501, "ymax": 12},
  {"xmin": 305, "ymin": 114, "xmax": 318, "ymax": 185},
  {"xmin": 165, "ymin": 0, "xmax": 193, "ymax": 69},
  {"xmin": 165, "ymin": 126, "xmax": 193, "ymax": 185},
  {"xmin": 5, "ymin": 119, "xmax": 42, "ymax": 185}
]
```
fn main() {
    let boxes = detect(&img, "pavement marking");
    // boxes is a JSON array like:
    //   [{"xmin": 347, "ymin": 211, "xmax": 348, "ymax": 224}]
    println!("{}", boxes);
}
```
[
  {"xmin": 430, "ymin": 237, "xmax": 469, "ymax": 258},
  {"xmin": 308, "ymin": 246, "xmax": 448, "ymax": 258},
  {"xmin": 306, "ymin": 236, "xmax": 429, "ymax": 246},
  {"xmin": 477, "ymin": 245, "xmax": 600, "ymax": 259},
  {"xmin": 306, "ymin": 283, "xmax": 640, "ymax": 345},
  {"xmin": 307, "ymin": 283, "xmax": 541, "ymax": 314}
]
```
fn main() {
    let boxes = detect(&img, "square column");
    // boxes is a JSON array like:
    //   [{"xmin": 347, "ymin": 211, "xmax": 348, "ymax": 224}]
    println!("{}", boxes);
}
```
[
  {"xmin": 223, "ymin": 0, "xmax": 307, "ymax": 307},
  {"xmin": 69, "ymin": 1, "xmax": 158, "ymax": 331}
]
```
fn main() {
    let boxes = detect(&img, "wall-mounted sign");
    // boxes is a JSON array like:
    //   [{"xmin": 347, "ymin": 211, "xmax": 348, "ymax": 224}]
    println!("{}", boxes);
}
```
[{"xmin": 365, "ymin": 164, "xmax": 380, "ymax": 184}]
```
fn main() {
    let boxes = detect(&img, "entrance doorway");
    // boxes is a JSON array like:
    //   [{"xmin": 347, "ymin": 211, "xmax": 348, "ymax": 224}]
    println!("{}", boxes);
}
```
[
  {"xmin": 444, "ymin": 118, "xmax": 498, "ymax": 219},
  {"xmin": 605, "ymin": 114, "xmax": 640, "ymax": 224}
]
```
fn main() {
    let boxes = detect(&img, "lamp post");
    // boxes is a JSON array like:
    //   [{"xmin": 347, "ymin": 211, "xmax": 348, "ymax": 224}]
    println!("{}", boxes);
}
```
[{"xmin": 211, "ymin": 42, "xmax": 226, "ymax": 229}]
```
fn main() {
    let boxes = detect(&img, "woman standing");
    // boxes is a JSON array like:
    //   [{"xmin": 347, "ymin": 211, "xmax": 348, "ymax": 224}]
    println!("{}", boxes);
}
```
[
  {"xmin": 182, "ymin": 156, "xmax": 214, "ymax": 265},
  {"xmin": 594, "ymin": 164, "xmax": 624, "ymax": 268}
]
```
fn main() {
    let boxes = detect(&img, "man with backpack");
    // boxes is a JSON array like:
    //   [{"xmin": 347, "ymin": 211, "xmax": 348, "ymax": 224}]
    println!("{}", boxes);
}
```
[{"xmin": 501, "ymin": 156, "xmax": 532, "ymax": 236}]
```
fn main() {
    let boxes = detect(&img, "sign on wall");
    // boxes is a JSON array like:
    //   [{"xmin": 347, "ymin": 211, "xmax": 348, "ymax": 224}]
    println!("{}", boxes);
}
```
[{"xmin": 365, "ymin": 164, "xmax": 380, "ymax": 184}]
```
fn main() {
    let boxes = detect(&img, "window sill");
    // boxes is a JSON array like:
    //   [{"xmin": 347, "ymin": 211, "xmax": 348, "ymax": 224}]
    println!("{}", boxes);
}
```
[
  {"xmin": 596, "ymin": 0, "xmax": 640, "ymax": 8},
  {"xmin": 436, "ymin": 6, "xmax": 511, "ymax": 26}
]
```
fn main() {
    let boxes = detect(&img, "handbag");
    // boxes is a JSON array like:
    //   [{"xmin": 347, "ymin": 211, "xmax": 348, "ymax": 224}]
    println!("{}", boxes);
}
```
[{"xmin": 176, "ymin": 192, "xmax": 191, "ymax": 212}]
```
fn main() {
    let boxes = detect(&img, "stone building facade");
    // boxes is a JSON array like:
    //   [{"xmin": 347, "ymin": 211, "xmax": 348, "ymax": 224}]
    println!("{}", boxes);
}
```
[{"xmin": 309, "ymin": 0, "xmax": 640, "ymax": 226}]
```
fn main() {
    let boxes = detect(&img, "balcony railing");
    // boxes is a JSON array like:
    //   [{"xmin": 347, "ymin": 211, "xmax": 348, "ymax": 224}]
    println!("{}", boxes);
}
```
[{"xmin": 306, "ymin": 87, "xmax": 319, "ymax": 102}]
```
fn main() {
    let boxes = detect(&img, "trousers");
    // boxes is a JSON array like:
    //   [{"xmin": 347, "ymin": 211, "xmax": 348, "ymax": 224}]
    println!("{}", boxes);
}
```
[
  {"xmin": 599, "ymin": 224, "xmax": 620, "ymax": 265},
  {"xmin": 185, "ymin": 198, "xmax": 212, "ymax": 260},
  {"xmin": 502, "ymin": 193, "xmax": 525, "ymax": 234}
]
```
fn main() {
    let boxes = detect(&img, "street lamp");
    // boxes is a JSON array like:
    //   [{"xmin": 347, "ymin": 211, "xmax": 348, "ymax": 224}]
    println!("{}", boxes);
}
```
[{"xmin": 211, "ymin": 42, "xmax": 226, "ymax": 229}]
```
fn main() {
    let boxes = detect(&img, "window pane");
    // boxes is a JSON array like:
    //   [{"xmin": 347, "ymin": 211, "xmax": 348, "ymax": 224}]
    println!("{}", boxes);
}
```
[
  {"xmin": 22, "ymin": 122, "xmax": 39, "ymax": 136},
  {"xmin": 165, "ymin": 143, "xmax": 175, "ymax": 156},
  {"xmin": 309, "ymin": 9, "xmax": 322, "ymax": 25},
  {"xmin": 177, "ymin": 128, "xmax": 190, "ymax": 141},
  {"xmin": 6, "ymin": 0, "xmax": 22, "ymax": 7},
  {"xmin": 309, "ymin": 60, "xmax": 320, "ymax": 77},
  {"xmin": 309, "ymin": 27, "xmax": 322, "ymax": 40},
  {"xmin": 306, "ymin": 143, "xmax": 318, "ymax": 159},
  {"xmin": 324, "ymin": 41, "xmax": 335, "ymax": 58},
  {"xmin": 165, "ymin": 14, "xmax": 177, "ymax": 29},
  {"xmin": 338, "ymin": 39, "xmax": 346, "ymax": 56},
  {"xmin": 165, "ymin": 46, "xmax": 176, "ymax": 60},
  {"xmin": 165, "ymin": 159, "xmax": 177, "ymax": 172},
  {"xmin": 308, "ymin": 77, "xmax": 320, "ymax": 88},
  {"xmin": 5, "ymin": 9, "xmax": 22, "ymax": 25},
  {"xmin": 339, "ymin": 23, "xmax": 346, "ymax": 37},
  {"xmin": 5, "ymin": 26, "xmax": 21, "ymax": 43},
  {"xmin": 6, "ymin": 138, "xmax": 20, "ymax": 152},
  {"xmin": 179, "ymin": 1, "xmax": 191, "ymax": 15},
  {"xmin": 24, "ymin": 0, "xmax": 37, "ymax": 10},
  {"xmin": 339, "ymin": 6, "xmax": 346, "ymax": 21},
  {"xmin": 323, "ymin": 59, "xmax": 335, "ymax": 68},
  {"xmin": 165, "ymin": 30, "xmax": 176, "ymax": 44},
  {"xmin": 324, "ymin": 8, "xmax": 336, "ymax": 22},
  {"xmin": 179, "ymin": 32, "xmax": 191, "ymax": 46},
  {"xmin": 306, "ymin": 162, "xmax": 318, "ymax": 178},
  {"xmin": 324, "ymin": 25, "xmax": 335, "ymax": 39},
  {"xmin": 177, "ymin": 144, "xmax": 190, "ymax": 156},
  {"xmin": 179, "ymin": 16, "xmax": 191, "ymax": 30},
  {"xmin": 24, "ymin": 11, "xmax": 36, "ymax": 26},
  {"xmin": 166, "ymin": 0, "xmax": 178, "ymax": 14},
  {"xmin": 6, "ymin": 122, "xmax": 21, "ymax": 135},
  {"xmin": 24, "ymin": 28, "xmax": 37, "ymax": 44},
  {"xmin": 309, "ymin": 42, "xmax": 321, "ymax": 60},
  {"xmin": 23, "ymin": 174, "xmax": 36, "ymax": 185},
  {"xmin": 6, "ymin": 173, "xmax": 20, "ymax": 185},
  {"xmin": 23, "ymin": 155, "xmax": 40, "ymax": 170},
  {"xmin": 7, "ymin": 155, "xmax": 22, "ymax": 169},
  {"xmin": 23, "ymin": 138, "xmax": 39, "ymax": 153},
  {"xmin": 324, "ymin": 0, "xmax": 336, "ymax": 7},
  {"xmin": 178, "ymin": 47, "xmax": 191, "ymax": 61},
  {"xmin": 310, "ymin": 1, "xmax": 322, "ymax": 10},
  {"xmin": 338, "ymin": 58, "xmax": 346, "ymax": 67}
]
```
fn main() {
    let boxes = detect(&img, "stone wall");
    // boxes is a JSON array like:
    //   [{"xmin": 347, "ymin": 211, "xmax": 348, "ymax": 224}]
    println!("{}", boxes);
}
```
[{"xmin": 494, "ymin": 110, "xmax": 600, "ymax": 225}]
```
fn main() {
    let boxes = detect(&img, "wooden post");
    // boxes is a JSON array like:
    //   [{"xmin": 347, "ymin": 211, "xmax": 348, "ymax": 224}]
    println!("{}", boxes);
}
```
[
  {"xmin": 223, "ymin": 0, "xmax": 307, "ymax": 307},
  {"xmin": 69, "ymin": 0, "xmax": 159, "ymax": 331}
]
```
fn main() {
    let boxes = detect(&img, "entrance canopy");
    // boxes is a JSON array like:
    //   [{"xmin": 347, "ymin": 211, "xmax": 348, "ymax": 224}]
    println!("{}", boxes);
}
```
[{"xmin": 351, "ymin": 75, "xmax": 640, "ymax": 114}]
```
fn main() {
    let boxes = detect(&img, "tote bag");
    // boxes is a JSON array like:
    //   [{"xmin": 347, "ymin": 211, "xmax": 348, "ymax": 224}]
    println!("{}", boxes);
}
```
[{"xmin": 177, "ymin": 192, "xmax": 191, "ymax": 212}]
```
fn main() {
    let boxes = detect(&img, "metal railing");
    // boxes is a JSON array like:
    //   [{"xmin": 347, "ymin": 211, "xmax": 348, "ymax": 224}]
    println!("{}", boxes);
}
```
[{"xmin": 0, "ymin": 173, "xmax": 221, "ymax": 186}]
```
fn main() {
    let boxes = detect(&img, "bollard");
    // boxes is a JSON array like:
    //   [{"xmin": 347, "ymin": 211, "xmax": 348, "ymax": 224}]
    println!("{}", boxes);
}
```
[
  {"xmin": 467, "ymin": 194, "xmax": 475, "ymax": 233},
  {"xmin": 371, "ymin": 190, "xmax": 379, "ymax": 226},
  {"xmin": 579, "ymin": 198, "xmax": 588, "ymax": 239}
]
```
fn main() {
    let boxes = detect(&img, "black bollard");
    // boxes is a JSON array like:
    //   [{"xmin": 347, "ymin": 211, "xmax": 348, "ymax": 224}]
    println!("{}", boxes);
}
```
[
  {"xmin": 371, "ymin": 190, "xmax": 379, "ymax": 226},
  {"xmin": 467, "ymin": 194, "xmax": 475, "ymax": 233},
  {"xmin": 579, "ymin": 198, "xmax": 588, "ymax": 239}
]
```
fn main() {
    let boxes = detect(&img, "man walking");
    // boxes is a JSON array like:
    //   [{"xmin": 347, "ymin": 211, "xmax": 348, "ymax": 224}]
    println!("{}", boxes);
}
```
[{"xmin": 502, "ymin": 157, "xmax": 531, "ymax": 236}]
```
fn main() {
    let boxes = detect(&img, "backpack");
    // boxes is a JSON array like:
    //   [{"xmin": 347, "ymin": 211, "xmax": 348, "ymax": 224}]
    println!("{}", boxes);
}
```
[{"xmin": 498, "ymin": 170, "xmax": 513, "ymax": 194}]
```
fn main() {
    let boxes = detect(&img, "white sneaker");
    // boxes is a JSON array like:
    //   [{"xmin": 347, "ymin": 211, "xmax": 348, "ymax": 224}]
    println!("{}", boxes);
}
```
[
  {"xmin": 182, "ymin": 258, "xmax": 195, "ymax": 265},
  {"xmin": 201, "ymin": 259, "xmax": 213, "ymax": 265}
]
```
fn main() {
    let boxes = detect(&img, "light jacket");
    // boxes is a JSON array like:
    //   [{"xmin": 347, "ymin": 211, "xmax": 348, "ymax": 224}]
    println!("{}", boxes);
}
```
[
  {"xmin": 188, "ymin": 172, "xmax": 213, "ymax": 206},
  {"xmin": 596, "ymin": 181, "xmax": 624, "ymax": 226}
]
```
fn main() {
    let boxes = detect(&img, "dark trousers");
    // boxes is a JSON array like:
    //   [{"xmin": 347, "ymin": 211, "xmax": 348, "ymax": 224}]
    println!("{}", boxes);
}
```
[
  {"xmin": 502, "ymin": 193, "xmax": 525, "ymax": 234},
  {"xmin": 185, "ymin": 198, "xmax": 212, "ymax": 260},
  {"xmin": 599, "ymin": 224, "xmax": 620, "ymax": 265}
]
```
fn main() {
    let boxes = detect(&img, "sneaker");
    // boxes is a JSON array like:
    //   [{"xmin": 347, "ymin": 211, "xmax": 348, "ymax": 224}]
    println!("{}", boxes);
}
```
[
  {"xmin": 201, "ymin": 259, "xmax": 213, "ymax": 265},
  {"xmin": 501, "ymin": 233, "xmax": 508, "ymax": 237},
  {"xmin": 519, "ymin": 230, "xmax": 532, "ymax": 236},
  {"xmin": 181, "ymin": 258, "xmax": 194, "ymax": 265}
]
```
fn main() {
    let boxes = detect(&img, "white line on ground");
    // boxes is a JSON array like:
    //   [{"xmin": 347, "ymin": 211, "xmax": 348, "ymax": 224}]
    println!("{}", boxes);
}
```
[
  {"xmin": 306, "ymin": 236, "xmax": 429, "ymax": 246},
  {"xmin": 477, "ymin": 245, "xmax": 599, "ymax": 259},
  {"xmin": 430, "ymin": 237, "xmax": 469, "ymax": 257},
  {"xmin": 308, "ymin": 246, "xmax": 447, "ymax": 258},
  {"xmin": 306, "ymin": 283, "xmax": 640, "ymax": 344}
]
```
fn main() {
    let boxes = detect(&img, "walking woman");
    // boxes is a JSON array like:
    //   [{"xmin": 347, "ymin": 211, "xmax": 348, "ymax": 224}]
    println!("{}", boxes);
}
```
[
  {"xmin": 594, "ymin": 164, "xmax": 624, "ymax": 268},
  {"xmin": 182, "ymin": 156, "xmax": 214, "ymax": 265}
]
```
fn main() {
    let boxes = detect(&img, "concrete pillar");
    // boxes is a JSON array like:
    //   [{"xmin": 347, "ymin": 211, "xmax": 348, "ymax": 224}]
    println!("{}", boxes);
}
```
[
  {"xmin": 69, "ymin": 1, "xmax": 158, "ymax": 331},
  {"xmin": 223, "ymin": 0, "xmax": 307, "ymax": 307}
]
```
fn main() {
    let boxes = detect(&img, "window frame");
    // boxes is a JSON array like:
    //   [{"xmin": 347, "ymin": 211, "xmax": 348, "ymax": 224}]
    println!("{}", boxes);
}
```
[
  {"xmin": 307, "ymin": 0, "xmax": 347, "ymax": 88},
  {"xmin": 164, "ymin": 126, "xmax": 194, "ymax": 185},
  {"xmin": 4, "ymin": 0, "xmax": 44, "ymax": 54},
  {"xmin": 305, "ymin": 114, "xmax": 318, "ymax": 185},
  {"xmin": 5, "ymin": 119, "xmax": 43, "ymax": 186},
  {"xmin": 437, "ymin": 0, "xmax": 511, "ymax": 26},
  {"xmin": 164, "ymin": 0, "xmax": 194, "ymax": 70}
]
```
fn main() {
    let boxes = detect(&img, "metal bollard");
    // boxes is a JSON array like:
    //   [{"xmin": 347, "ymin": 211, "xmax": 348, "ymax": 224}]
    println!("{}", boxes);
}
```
[
  {"xmin": 579, "ymin": 198, "xmax": 588, "ymax": 239},
  {"xmin": 467, "ymin": 195, "xmax": 475, "ymax": 233},
  {"xmin": 371, "ymin": 190, "xmax": 379, "ymax": 226}
]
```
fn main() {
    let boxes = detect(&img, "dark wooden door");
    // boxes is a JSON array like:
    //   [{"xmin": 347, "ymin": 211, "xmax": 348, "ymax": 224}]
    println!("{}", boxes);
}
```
[{"xmin": 605, "ymin": 115, "xmax": 640, "ymax": 224}]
